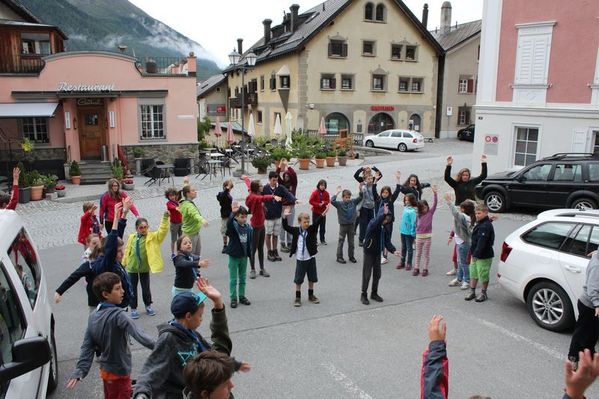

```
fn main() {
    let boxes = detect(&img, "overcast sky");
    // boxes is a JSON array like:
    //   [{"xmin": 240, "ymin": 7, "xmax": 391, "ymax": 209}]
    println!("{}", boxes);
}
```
[{"xmin": 128, "ymin": 0, "xmax": 482, "ymax": 66}]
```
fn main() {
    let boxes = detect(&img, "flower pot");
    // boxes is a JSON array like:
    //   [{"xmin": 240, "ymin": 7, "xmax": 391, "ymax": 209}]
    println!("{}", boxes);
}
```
[
  {"xmin": 338, "ymin": 156, "xmax": 347, "ymax": 166},
  {"xmin": 45, "ymin": 185, "xmax": 56, "ymax": 194},
  {"xmin": 30, "ymin": 185, "xmax": 44, "ymax": 201},
  {"xmin": 315, "ymin": 158, "xmax": 325, "ymax": 168},
  {"xmin": 71, "ymin": 175, "xmax": 81, "ymax": 185},
  {"xmin": 122, "ymin": 183, "xmax": 135, "ymax": 191},
  {"xmin": 19, "ymin": 187, "xmax": 31, "ymax": 204},
  {"xmin": 298, "ymin": 158, "xmax": 311, "ymax": 170},
  {"xmin": 257, "ymin": 167, "xmax": 268, "ymax": 175},
  {"xmin": 326, "ymin": 157, "xmax": 336, "ymax": 167},
  {"xmin": 57, "ymin": 190, "xmax": 66, "ymax": 198}
]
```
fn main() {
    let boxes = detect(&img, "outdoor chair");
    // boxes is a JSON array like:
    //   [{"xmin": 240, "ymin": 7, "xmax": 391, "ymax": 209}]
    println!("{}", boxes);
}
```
[{"xmin": 173, "ymin": 158, "xmax": 191, "ymax": 176}]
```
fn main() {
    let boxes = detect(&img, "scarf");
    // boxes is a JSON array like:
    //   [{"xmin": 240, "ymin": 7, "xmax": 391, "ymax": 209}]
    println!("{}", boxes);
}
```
[{"xmin": 169, "ymin": 320, "xmax": 208, "ymax": 353}]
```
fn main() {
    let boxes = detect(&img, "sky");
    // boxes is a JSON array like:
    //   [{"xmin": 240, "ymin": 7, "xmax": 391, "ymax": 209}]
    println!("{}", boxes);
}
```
[{"xmin": 128, "ymin": 0, "xmax": 483, "ymax": 67}]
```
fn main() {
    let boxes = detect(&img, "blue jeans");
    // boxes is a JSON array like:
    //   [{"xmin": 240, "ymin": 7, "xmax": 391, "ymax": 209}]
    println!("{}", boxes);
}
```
[
  {"xmin": 456, "ymin": 242, "xmax": 471, "ymax": 283},
  {"xmin": 400, "ymin": 234, "xmax": 415, "ymax": 265}
]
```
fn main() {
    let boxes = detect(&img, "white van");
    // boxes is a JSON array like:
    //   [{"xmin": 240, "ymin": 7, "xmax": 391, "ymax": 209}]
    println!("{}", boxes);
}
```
[{"xmin": 0, "ymin": 210, "xmax": 56, "ymax": 398}]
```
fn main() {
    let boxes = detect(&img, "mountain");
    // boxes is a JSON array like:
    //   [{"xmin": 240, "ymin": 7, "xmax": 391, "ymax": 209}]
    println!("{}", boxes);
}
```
[{"xmin": 18, "ymin": 0, "xmax": 221, "ymax": 81}]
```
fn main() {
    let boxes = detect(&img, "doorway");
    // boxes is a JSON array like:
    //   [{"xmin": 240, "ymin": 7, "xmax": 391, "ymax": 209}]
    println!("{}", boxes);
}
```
[
  {"xmin": 78, "ymin": 107, "xmax": 105, "ymax": 160},
  {"xmin": 368, "ymin": 112, "xmax": 394, "ymax": 134}
]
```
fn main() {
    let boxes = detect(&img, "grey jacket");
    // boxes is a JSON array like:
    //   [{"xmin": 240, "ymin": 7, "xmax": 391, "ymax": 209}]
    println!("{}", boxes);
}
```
[
  {"xmin": 71, "ymin": 305, "xmax": 155, "ymax": 379},
  {"xmin": 447, "ymin": 203, "xmax": 473, "ymax": 245},
  {"xmin": 580, "ymin": 252, "xmax": 599, "ymax": 309},
  {"xmin": 331, "ymin": 192, "xmax": 362, "ymax": 225}
]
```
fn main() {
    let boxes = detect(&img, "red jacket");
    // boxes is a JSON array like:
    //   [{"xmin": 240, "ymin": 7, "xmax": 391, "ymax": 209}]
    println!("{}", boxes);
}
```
[
  {"xmin": 99, "ymin": 191, "xmax": 139, "ymax": 223},
  {"xmin": 166, "ymin": 200, "xmax": 182, "ymax": 223},
  {"xmin": 245, "ymin": 192, "xmax": 273, "ymax": 229},
  {"xmin": 77, "ymin": 211, "xmax": 102, "ymax": 245},
  {"xmin": 309, "ymin": 189, "xmax": 330, "ymax": 215},
  {"xmin": 421, "ymin": 340, "xmax": 449, "ymax": 399},
  {"xmin": 6, "ymin": 184, "xmax": 18, "ymax": 210}
]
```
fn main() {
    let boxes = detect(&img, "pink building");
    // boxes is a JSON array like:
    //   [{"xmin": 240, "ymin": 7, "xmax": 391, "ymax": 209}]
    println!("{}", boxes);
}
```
[
  {"xmin": 475, "ymin": 0, "xmax": 599, "ymax": 171},
  {"xmin": 0, "ymin": 0, "xmax": 198, "ymax": 182}
]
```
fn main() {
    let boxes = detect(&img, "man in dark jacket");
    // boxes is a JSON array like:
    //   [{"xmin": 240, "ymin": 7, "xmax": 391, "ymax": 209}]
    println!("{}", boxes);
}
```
[
  {"xmin": 133, "ymin": 278, "xmax": 250, "ymax": 399},
  {"xmin": 465, "ymin": 204, "xmax": 495, "ymax": 303},
  {"xmin": 263, "ymin": 171, "xmax": 296, "ymax": 261}
]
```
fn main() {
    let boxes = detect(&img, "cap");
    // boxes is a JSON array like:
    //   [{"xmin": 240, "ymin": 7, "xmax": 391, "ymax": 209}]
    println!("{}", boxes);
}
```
[{"xmin": 171, "ymin": 291, "xmax": 207, "ymax": 317}]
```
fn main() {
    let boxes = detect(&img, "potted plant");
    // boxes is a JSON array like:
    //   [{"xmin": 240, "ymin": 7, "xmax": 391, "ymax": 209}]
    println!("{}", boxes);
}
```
[
  {"xmin": 337, "ymin": 149, "xmax": 348, "ymax": 166},
  {"xmin": 111, "ymin": 159, "xmax": 124, "ymax": 181},
  {"xmin": 315, "ymin": 152, "xmax": 326, "ymax": 168},
  {"xmin": 132, "ymin": 147, "xmax": 144, "ymax": 159},
  {"xmin": 326, "ymin": 149, "xmax": 336, "ymax": 167},
  {"xmin": 55, "ymin": 184, "xmax": 66, "ymax": 198},
  {"xmin": 29, "ymin": 171, "xmax": 44, "ymax": 201},
  {"xmin": 251, "ymin": 155, "xmax": 272, "ymax": 174},
  {"xmin": 16, "ymin": 162, "xmax": 31, "ymax": 204},
  {"xmin": 295, "ymin": 147, "xmax": 312, "ymax": 170},
  {"xmin": 269, "ymin": 147, "xmax": 291, "ymax": 169},
  {"xmin": 43, "ymin": 174, "xmax": 58, "ymax": 194},
  {"xmin": 122, "ymin": 177, "xmax": 135, "ymax": 191},
  {"xmin": 69, "ymin": 161, "xmax": 81, "ymax": 185}
]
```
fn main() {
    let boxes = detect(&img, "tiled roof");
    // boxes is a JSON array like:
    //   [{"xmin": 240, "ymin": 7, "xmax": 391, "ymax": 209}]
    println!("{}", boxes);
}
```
[
  {"xmin": 1, "ymin": 0, "xmax": 40, "ymax": 23},
  {"xmin": 197, "ymin": 74, "xmax": 226, "ymax": 98},
  {"xmin": 431, "ymin": 20, "xmax": 481, "ymax": 51}
]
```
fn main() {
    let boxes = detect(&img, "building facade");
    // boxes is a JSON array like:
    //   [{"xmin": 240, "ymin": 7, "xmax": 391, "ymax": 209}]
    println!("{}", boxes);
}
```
[
  {"xmin": 197, "ymin": 73, "xmax": 227, "ymax": 122},
  {"xmin": 475, "ymin": 0, "xmax": 599, "ymax": 172},
  {"xmin": 226, "ymin": 0, "xmax": 443, "ymax": 139}
]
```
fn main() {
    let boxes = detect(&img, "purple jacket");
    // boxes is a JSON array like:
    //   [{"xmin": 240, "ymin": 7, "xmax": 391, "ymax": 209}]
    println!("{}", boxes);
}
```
[{"xmin": 416, "ymin": 192, "xmax": 437, "ymax": 235}]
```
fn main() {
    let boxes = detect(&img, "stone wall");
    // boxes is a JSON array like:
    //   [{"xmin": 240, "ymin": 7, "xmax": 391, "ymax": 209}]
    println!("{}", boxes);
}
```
[
  {"xmin": 120, "ymin": 143, "xmax": 199, "ymax": 166},
  {"xmin": 0, "ymin": 147, "xmax": 66, "ymax": 162}
]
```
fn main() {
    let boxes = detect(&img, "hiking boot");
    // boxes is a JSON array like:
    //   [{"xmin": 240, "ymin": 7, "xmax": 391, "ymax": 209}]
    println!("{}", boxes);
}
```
[
  {"xmin": 308, "ymin": 295, "xmax": 320, "ymax": 304},
  {"xmin": 446, "ymin": 268, "xmax": 457, "ymax": 276},
  {"xmin": 448, "ymin": 278, "xmax": 460, "ymax": 287},
  {"xmin": 381, "ymin": 256, "xmax": 388, "ymax": 265},
  {"xmin": 259, "ymin": 269, "xmax": 270, "ymax": 277},
  {"xmin": 396, "ymin": 261, "xmax": 405, "ymax": 270},
  {"xmin": 230, "ymin": 299, "xmax": 238, "ymax": 308},
  {"xmin": 460, "ymin": 282, "xmax": 470, "ymax": 290},
  {"xmin": 360, "ymin": 293, "xmax": 370, "ymax": 305},
  {"xmin": 249, "ymin": 270, "xmax": 256, "ymax": 279},
  {"xmin": 145, "ymin": 306, "xmax": 156, "ymax": 316},
  {"xmin": 465, "ymin": 290, "xmax": 476, "ymax": 301},
  {"xmin": 267, "ymin": 251, "xmax": 276, "ymax": 262},
  {"xmin": 337, "ymin": 257, "xmax": 347, "ymax": 264},
  {"xmin": 131, "ymin": 309, "xmax": 140, "ymax": 319},
  {"xmin": 421, "ymin": 269, "xmax": 429, "ymax": 277},
  {"xmin": 274, "ymin": 250, "xmax": 282, "ymax": 261},
  {"xmin": 239, "ymin": 297, "xmax": 251, "ymax": 306},
  {"xmin": 412, "ymin": 268, "xmax": 420, "ymax": 276},
  {"xmin": 405, "ymin": 264, "xmax": 413, "ymax": 272},
  {"xmin": 349, "ymin": 257, "xmax": 357, "ymax": 263},
  {"xmin": 475, "ymin": 292, "xmax": 488, "ymax": 303},
  {"xmin": 358, "ymin": 240, "xmax": 364, "ymax": 247},
  {"xmin": 294, "ymin": 298, "xmax": 301, "ymax": 307},
  {"xmin": 320, "ymin": 240, "xmax": 327, "ymax": 245},
  {"xmin": 370, "ymin": 293, "xmax": 384, "ymax": 302}
]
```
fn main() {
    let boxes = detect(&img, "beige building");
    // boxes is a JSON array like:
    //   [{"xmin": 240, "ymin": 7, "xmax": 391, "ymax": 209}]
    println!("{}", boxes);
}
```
[
  {"xmin": 225, "ymin": 0, "xmax": 443, "ymax": 139},
  {"xmin": 431, "ymin": 2, "xmax": 481, "ymax": 138}
]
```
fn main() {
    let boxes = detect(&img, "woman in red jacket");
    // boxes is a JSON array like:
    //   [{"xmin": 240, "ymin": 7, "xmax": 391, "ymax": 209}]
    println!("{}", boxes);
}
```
[
  {"xmin": 309, "ymin": 179, "xmax": 330, "ymax": 245},
  {"xmin": 0, "ymin": 167, "xmax": 20, "ymax": 210},
  {"xmin": 100, "ymin": 178, "xmax": 139, "ymax": 232}
]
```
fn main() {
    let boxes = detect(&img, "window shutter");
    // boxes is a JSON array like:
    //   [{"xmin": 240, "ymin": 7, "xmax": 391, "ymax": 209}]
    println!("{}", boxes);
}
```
[
  {"xmin": 465, "ymin": 109, "xmax": 471, "ymax": 125},
  {"xmin": 342, "ymin": 43, "xmax": 348, "ymax": 57},
  {"xmin": 331, "ymin": 78, "xmax": 336, "ymax": 89},
  {"xmin": 328, "ymin": 42, "xmax": 332, "ymax": 56},
  {"xmin": 531, "ymin": 36, "xmax": 550, "ymax": 84},
  {"xmin": 467, "ymin": 79, "xmax": 474, "ymax": 94},
  {"xmin": 515, "ymin": 36, "xmax": 534, "ymax": 84},
  {"xmin": 572, "ymin": 128, "xmax": 590, "ymax": 153}
]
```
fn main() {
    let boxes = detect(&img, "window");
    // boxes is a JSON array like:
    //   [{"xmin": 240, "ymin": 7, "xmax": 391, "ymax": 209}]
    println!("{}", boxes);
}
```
[
  {"xmin": 21, "ymin": 33, "xmax": 51, "ymax": 55},
  {"xmin": 588, "ymin": 227, "xmax": 599, "ymax": 254},
  {"xmin": 270, "ymin": 74, "xmax": 276, "ymax": 91},
  {"xmin": 140, "ymin": 104, "xmax": 165, "ymax": 139},
  {"xmin": 362, "ymin": 41, "xmax": 375, "ymax": 56},
  {"xmin": 375, "ymin": 3, "xmax": 386, "ymax": 22},
  {"xmin": 552, "ymin": 164, "xmax": 582, "ymax": 182},
  {"xmin": 260, "ymin": 75, "xmax": 265, "ymax": 91},
  {"xmin": 515, "ymin": 24, "xmax": 553, "ymax": 85},
  {"xmin": 21, "ymin": 117, "xmax": 48, "ymax": 143},
  {"xmin": 589, "ymin": 163, "xmax": 599, "ymax": 182},
  {"xmin": 274, "ymin": 112, "xmax": 281, "ymax": 128},
  {"xmin": 411, "ymin": 78, "xmax": 423, "ymax": 93},
  {"xmin": 563, "ymin": 224, "xmax": 592, "ymax": 257},
  {"xmin": 399, "ymin": 77, "xmax": 410, "ymax": 92},
  {"xmin": 458, "ymin": 76, "xmax": 475, "ymax": 94},
  {"xmin": 341, "ymin": 75, "xmax": 353, "ymax": 90},
  {"xmin": 378, "ymin": 131, "xmax": 391, "ymax": 137},
  {"xmin": 7, "ymin": 229, "xmax": 41, "ymax": 307},
  {"xmin": 257, "ymin": 110, "xmax": 263, "ymax": 124},
  {"xmin": 372, "ymin": 74, "xmax": 386, "ymax": 91},
  {"xmin": 321, "ymin": 74, "xmax": 336, "ymax": 90},
  {"xmin": 458, "ymin": 106, "xmax": 471, "ymax": 126},
  {"xmin": 405, "ymin": 45, "xmax": 417, "ymax": 61},
  {"xmin": 328, "ymin": 40, "xmax": 348, "ymax": 58},
  {"xmin": 593, "ymin": 131, "xmax": 599, "ymax": 155},
  {"xmin": 521, "ymin": 222, "xmax": 575, "ymax": 250},
  {"xmin": 279, "ymin": 75, "xmax": 290, "ymax": 89},
  {"xmin": 391, "ymin": 44, "xmax": 402, "ymax": 60},
  {"xmin": 325, "ymin": 113, "xmax": 350, "ymax": 135},
  {"xmin": 514, "ymin": 127, "xmax": 539, "ymax": 166},
  {"xmin": 364, "ymin": 2, "xmax": 374, "ymax": 20},
  {"xmin": 0, "ymin": 261, "xmax": 26, "ymax": 377},
  {"xmin": 522, "ymin": 163, "xmax": 552, "ymax": 181}
]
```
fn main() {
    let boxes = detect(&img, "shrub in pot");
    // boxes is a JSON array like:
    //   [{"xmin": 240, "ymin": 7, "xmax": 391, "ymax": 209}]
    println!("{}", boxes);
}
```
[
  {"xmin": 43, "ymin": 174, "xmax": 58, "ymax": 194},
  {"xmin": 30, "ymin": 172, "xmax": 45, "ymax": 201},
  {"xmin": 133, "ymin": 147, "xmax": 144, "ymax": 159},
  {"xmin": 251, "ymin": 155, "xmax": 272, "ymax": 174},
  {"xmin": 17, "ymin": 162, "xmax": 31, "ymax": 203},
  {"xmin": 315, "ymin": 152, "xmax": 326, "ymax": 168},
  {"xmin": 69, "ymin": 161, "xmax": 81, "ymax": 184},
  {"xmin": 337, "ymin": 149, "xmax": 348, "ymax": 166},
  {"xmin": 326, "ymin": 149, "xmax": 336, "ymax": 167}
]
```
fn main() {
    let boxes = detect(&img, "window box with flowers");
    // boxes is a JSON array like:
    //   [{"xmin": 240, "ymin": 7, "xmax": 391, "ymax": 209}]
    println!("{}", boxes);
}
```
[{"xmin": 55, "ymin": 184, "xmax": 66, "ymax": 198}]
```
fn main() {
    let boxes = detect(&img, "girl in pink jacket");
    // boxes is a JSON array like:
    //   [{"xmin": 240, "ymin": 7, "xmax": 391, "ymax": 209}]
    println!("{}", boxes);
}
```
[{"xmin": 413, "ymin": 186, "xmax": 438, "ymax": 277}]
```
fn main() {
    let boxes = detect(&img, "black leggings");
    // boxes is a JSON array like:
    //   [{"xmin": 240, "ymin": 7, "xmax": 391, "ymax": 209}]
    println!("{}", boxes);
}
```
[
  {"xmin": 251, "ymin": 226, "xmax": 266, "ymax": 271},
  {"xmin": 104, "ymin": 221, "xmax": 113, "ymax": 234},
  {"xmin": 568, "ymin": 300, "xmax": 599, "ymax": 361}
]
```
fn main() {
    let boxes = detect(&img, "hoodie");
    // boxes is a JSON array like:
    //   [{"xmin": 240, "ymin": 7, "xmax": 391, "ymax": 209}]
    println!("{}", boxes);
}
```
[{"xmin": 173, "ymin": 252, "xmax": 201, "ymax": 290}]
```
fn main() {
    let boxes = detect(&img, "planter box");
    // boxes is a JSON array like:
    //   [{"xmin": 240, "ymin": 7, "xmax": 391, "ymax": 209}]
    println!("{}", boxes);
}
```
[{"xmin": 19, "ymin": 187, "xmax": 31, "ymax": 204}]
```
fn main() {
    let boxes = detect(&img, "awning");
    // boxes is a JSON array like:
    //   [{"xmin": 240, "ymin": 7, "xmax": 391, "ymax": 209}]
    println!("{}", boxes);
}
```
[{"xmin": 0, "ymin": 103, "xmax": 59, "ymax": 118}]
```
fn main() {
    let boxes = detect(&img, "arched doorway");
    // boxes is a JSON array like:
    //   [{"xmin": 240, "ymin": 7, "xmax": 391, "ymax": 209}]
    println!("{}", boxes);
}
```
[
  {"xmin": 368, "ymin": 112, "xmax": 394, "ymax": 134},
  {"xmin": 409, "ymin": 113, "xmax": 422, "ymax": 132},
  {"xmin": 325, "ymin": 112, "xmax": 350, "ymax": 136}
]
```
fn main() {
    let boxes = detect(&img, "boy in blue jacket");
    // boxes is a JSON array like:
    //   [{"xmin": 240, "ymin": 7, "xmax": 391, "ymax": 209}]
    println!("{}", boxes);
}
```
[
  {"xmin": 225, "ymin": 203, "xmax": 253, "ymax": 309},
  {"xmin": 465, "ymin": 204, "xmax": 495, "ymax": 302}
]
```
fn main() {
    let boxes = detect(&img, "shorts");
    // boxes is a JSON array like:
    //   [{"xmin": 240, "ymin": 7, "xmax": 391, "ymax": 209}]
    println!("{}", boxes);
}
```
[
  {"xmin": 294, "ymin": 257, "xmax": 318, "ymax": 285},
  {"xmin": 469, "ymin": 258, "xmax": 493, "ymax": 282},
  {"xmin": 220, "ymin": 218, "xmax": 228, "ymax": 236},
  {"xmin": 170, "ymin": 222, "xmax": 182, "ymax": 244},
  {"xmin": 265, "ymin": 218, "xmax": 282, "ymax": 235}
]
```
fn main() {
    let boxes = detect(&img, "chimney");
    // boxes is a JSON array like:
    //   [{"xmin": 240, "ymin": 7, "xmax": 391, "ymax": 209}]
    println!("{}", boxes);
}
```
[
  {"xmin": 440, "ymin": 1, "xmax": 452, "ymax": 34},
  {"xmin": 421, "ymin": 4, "xmax": 429, "ymax": 29},
  {"xmin": 290, "ymin": 4, "xmax": 300, "ymax": 32},
  {"xmin": 263, "ymin": 19, "xmax": 272, "ymax": 45},
  {"xmin": 237, "ymin": 38, "xmax": 243, "ymax": 55},
  {"xmin": 187, "ymin": 51, "xmax": 196, "ymax": 77}
]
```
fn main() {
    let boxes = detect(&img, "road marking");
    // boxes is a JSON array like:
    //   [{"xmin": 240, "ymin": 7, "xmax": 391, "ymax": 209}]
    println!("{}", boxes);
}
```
[{"xmin": 321, "ymin": 362, "xmax": 373, "ymax": 399}]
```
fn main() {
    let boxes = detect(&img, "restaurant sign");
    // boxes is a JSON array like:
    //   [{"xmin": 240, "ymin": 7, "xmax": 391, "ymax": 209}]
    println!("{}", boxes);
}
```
[
  {"xmin": 370, "ymin": 105, "xmax": 394, "ymax": 111},
  {"xmin": 58, "ymin": 82, "xmax": 115, "ymax": 93}
]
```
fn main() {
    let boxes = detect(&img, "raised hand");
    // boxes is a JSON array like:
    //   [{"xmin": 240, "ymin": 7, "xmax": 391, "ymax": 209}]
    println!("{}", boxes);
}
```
[
  {"xmin": 395, "ymin": 170, "xmax": 401, "ymax": 181},
  {"xmin": 481, "ymin": 154, "xmax": 487, "ymax": 162},
  {"xmin": 232, "ymin": 201, "xmax": 239, "ymax": 213},
  {"xmin": 114, "ymin": 202, "xmax": 123, "ymax": 218},
  {"xmin": 565, "ymin": 350, "xmax": 599, "ymax": 399},
  {"xmin": 239, "ymin": 362, "xmax": 252, "ymax": 372},
  {"xmin": 336, "ymin": 186, "xmax": 342, "ymax": 194},
  {"xmin": 443, "ymin": 192, "xmax": 452, "ymax": 203},
  {"xmin": 428, "ymin": 315, "xmax": 447, "ymax": 342},
  {"xmin": 432, "ymin": 185, "xmax": 438, "ymax": 194},
  {"xmin": 12, "ymin": 167, "xmax": 20, "ymax": 183},
  {"xmin": 273, "ymin": 195, "xmax": 282, "ymax": 202},
  {"xmin": 122, "ymin": 196, "xmax": 132, "ymax": 212},
  {"xmin": 283, "ymin": 206, "xmax": 292, "ymax": 216},
  {"xmin": 446, "ymin": 156, "xmax": 453, "ymax": 166},
  {"xmin": 196, "ymin": 277, "xmax": 223, "ymax": 307}
]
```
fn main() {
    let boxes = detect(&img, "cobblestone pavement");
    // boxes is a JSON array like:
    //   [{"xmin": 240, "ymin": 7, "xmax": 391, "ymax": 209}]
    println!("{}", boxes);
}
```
[{"xmin": 17, "ymin": 139, "xmax": 535, "ymax": 249}]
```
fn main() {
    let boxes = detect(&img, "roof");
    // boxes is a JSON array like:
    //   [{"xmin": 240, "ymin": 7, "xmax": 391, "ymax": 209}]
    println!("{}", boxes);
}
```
[
  {"xmin": 197, "ymin": 74, "xmax": 226, "ymax": 98},
  {"xmin": 225, "ymin": 0, "xmax": 443, "ymax": 71},
  {"xmin": 431, "ymin": 20, "xmax": 481, "ymax": 51},
  {"xmin": 0, "ymin": 18, "xmax": 69, "ymax": 39},
  {"xmin": 1, "ymin": 0, "xmax": 40, "ymax": 23}
]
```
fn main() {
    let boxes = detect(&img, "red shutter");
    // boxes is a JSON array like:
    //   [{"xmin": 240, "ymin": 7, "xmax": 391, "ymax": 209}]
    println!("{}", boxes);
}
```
[{"xmin": 467, "ymin": 79, "xmax": 474, "ymax": 94}]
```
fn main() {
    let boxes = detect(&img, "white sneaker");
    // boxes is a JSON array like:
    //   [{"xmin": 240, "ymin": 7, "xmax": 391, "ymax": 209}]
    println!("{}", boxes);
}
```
[
  {"xmin": 446, "ymin": 269, "xmax": 457, "ymax": 276},
  {"xmin": 448, "ymin": 278, "xmax": 460, "ymax": 287},
  {"xmin": 381, "ymin": 257, "xmax": 388, "ymax": 265},
  {"xmin": 460, "ymin": 282, "xmax": 470, "ymax": 290}
]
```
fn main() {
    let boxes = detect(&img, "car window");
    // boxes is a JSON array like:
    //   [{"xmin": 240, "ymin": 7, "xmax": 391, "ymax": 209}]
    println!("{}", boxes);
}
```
[
  {"xmin": 587, "ymin": 227, "xmax": 599, "ymax": 254},
  {"xmin": 563, "ymin": 224, "xmax": 591, "ymax": 257},
  {"xmin": 6, "ymin": 229, "xmax": 40, "ymax": 308},
  {"xmin": 522, "ymin": 164, "xmax": 552, "ymax": 181},
  {"xmin": 521, "ymin": 222, "xmax": 575, "ymax": 250},
  {"xmin": 403, "ymin": 132, "xmax": 413, "ymax": 138},
  {"xmin": 552, "ymin": 164, "xmax": 582, "ymax": 182},
  {"xmin": 588, "ymin": 163, "xmax": 599, "ymax": 182},
  {"xmin": 390, "ymin": 131, "xmax": 402, "ymax": 138},
  {"xmin": 0, "ymin": 261, "xmax": 26, "ymax": 397},
  {"xmin": 378, "ymin": 131, "xmax": 391, "ymax": 137}
]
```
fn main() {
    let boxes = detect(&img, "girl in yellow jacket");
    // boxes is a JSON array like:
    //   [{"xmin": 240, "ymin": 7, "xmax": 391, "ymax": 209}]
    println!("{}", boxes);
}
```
[{"xmin": 123, "ymin": 212, "xmax": 169, "ymax": 319}]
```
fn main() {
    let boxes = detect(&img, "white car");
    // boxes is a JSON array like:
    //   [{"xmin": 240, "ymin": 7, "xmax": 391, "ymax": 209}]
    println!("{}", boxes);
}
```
[
  {"xmin": 0, "ymin": 210, "xmax": 57, "ymax": 398},
  {"xmin": 498, "ymin": 208, "xmax": 599, "ymax": 331},
  {"xmin": 362, "ymin": 129, "xmax": 425, "ymax": 152}
]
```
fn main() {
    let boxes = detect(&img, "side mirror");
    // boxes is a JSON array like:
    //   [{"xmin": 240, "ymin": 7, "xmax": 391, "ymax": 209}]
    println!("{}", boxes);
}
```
[{"xmin": 0, "ymin": 337, "xmax": 51, "ymax": 381}]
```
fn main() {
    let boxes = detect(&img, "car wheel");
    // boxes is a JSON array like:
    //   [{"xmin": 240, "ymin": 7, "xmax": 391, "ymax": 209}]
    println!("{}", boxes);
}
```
[
  {"xmin": 457, "ymin": 132, "xmax": 463, "ymax": 141},
  {"xmin": 526, "ymin": 281, "xmax": 574, "ymax": 332},
  {"xmin": 571, "ymin": 197, "xmax": 597, "ymax": 210},
  {"xmin": 398, "ymin": 143, "xmax": 408, "ymax": 152},
  {"xmin": 484, "ymin": 191, "xmax": 506, "ymax": 213},
  {"xmin": 47, "ymin": 322, "xmax": 58, "ymax": 393},
  {"xmin": 365, "ymin": 140, "xmax": 374, "ymax": 148}
]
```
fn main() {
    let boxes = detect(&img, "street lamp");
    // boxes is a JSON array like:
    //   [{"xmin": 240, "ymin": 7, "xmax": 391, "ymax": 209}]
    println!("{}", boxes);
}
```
[{"xmin": 229, "ymin": 49, "xmax": 257, "ymax": 175}]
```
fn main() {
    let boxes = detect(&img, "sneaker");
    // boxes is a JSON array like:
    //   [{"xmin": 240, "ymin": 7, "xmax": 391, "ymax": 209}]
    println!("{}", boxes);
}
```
[
  {"xmin": 309, "ymin": 295, "xmax": 320, "ymax": 304},
  {"xmin": 267, "ymin": 251, "xmax": 276, "ymax": 262},
  {"xmin": 249, "ymin": 270, "xmax": 256, "ymax": 279},
  {"xmin": 259, "ymin": 269, "xmax": 270, "ymax": 277},
  {"xmin": 337, "ymin": 258, "xmax": 347, "ymax": 264},
  {"xmin": 421, "ymin": 269, "xmax": 429, "ymax": 277},
  {"xmin": 294, "ymin": 298, "xmax": 301, "ymax": 307},
  {"xmin": 381, "ymin": 257, "xmax": 388, "ymax": 265},
  {"xmin": 239, "ymin": 297, "xmax": 251, "ymax": 306},
  {"xmin": 221, "ymin": 245, "xmax": 227, "ymax": 254},
  {"xmin": 230, "ymin": 299, "xmax": 238, "ymax": 308},
  {"xmin": 412, "ymin": 268, "xmax": 420, "ymax": 276},
  {"xmin": 370, "ymin": 293, "xmax": 384, "ymax": 302},
  {"xmin": 358, "ymin": 241, "xmax": 364, "ymax": 247},
  {"xmin": 360, "ymin": 293, "xmax": 370, "ymax": 305},
  {"xmin": 448, "ymin": 278, "xmax": 460, "ymax": 287},
  {"xmin": 145, "ymin": 306, "xmax": 156, "ymax": 316},
  {"xmin": 460, "ymin": 282, "xmax": 470, "ymax": 290},
  {"xmin": 130, "ymin": 309, "xmax": 140, "ymax": 319},
  {"xmin": 348, "ymin": 257, "xmax": 357, "ymax": 263},
  {"xmin": 446, "ymin": 268, "xmax": 457, "ymax": 276},
  {"xmin": 280, "ymin": 244, "xmax": 290, "ymax": 253},
  {"xmin": 405, "ymin": 264, "xmax": 412, "ymax": 272},
  {"xmin": 320, "ymin": 240, "xmax": 327, "ymax": 245},
  {"xmin": 274, "ymin": 250, "xmax": 282, "ymax": 261},
  {"xmin": 475, "ymin": 292, "xmax": 488, "ymax": 303},
  {"xmin": 396, "ymin": 262, "xmax": 405, "ymax": 270},
  {"xmin": 465, "ymin": 290, "xmax": 476, "ymax": 301}
]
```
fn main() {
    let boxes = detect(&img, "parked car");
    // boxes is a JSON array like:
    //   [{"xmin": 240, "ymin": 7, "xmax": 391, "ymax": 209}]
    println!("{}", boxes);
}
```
[
  {"xmin": 475, "ymin": 153, "xmax": 599, "ymax": 212},
  {"xmin": 498, "ymin": 208, "xmax": 599, "ymax": 331},
  {"xmin": 457, "ymin": 124, "xmax": 475, "ymax": 142},
  {"xmin": 0, "ymin": 210, "xmax": 57, "ymax": 398},
  {"xmin": 363, "ymin": 129, "xmax": 425, "ymax": 152}
]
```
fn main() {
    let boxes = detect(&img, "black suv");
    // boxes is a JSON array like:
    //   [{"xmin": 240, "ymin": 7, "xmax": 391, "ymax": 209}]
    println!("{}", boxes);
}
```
[
  {"xmin": 457, "ymin": 124, "xmax": 475, "ymax": 142},
  {"xmin": 475, "ymin": 153, "xmax": 599, "ymax": 212}
]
